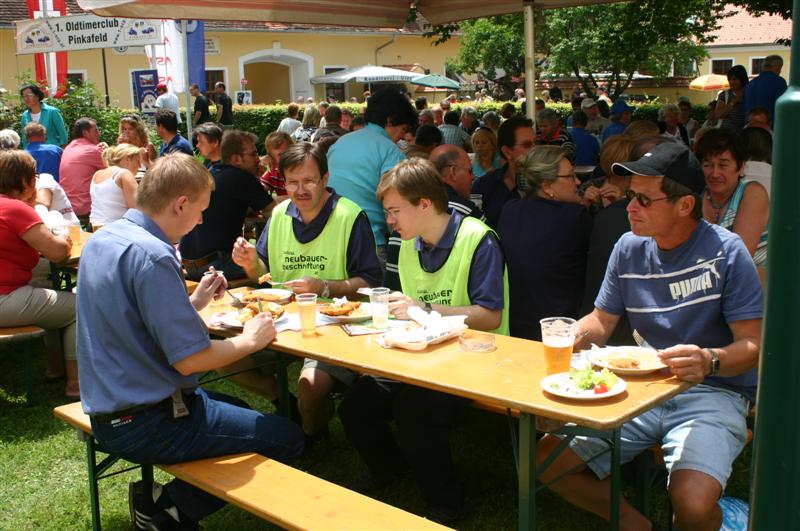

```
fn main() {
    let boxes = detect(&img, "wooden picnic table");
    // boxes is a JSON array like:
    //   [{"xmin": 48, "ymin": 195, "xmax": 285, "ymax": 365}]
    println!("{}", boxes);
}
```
[
  {"xmin": 50, "ymin": 230, "xmax": 92, "ymax": 290},
  {"xmin": 199, "ymin": 289, "xmax": 692, "ymax": 530}
]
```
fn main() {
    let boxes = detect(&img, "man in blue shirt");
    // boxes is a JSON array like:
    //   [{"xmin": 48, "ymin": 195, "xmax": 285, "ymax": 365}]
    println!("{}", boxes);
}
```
[
  {"xmin": 571, "ymin": 111, "xmax": 600, "ymax": 166},
  {"xmin": 24, "ymin": 122, "xmax": 63, "ymax": 181},
  {"xmin": 601, "ymin": 98, "xmax": 634, "ymax": 142},
  {"xmin": 327, "ymin": 87, "xmax": 416, "ymax": 262},
  {"xmin": 155, "ymin": 110, "xmax": 193, "ymax": 156},
  {"xmin": 76, "ymin": 154, "xmax": 303, "ymax": 529},
  {"xmin": 536, "ymin": 142, "xmax": 763, "ymax": 531},
  {"xmin": 744, "ymin": 54, "xmax": 788, "ymax": 127}
]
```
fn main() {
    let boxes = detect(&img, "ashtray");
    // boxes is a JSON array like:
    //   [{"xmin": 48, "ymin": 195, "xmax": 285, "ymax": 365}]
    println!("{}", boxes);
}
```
[{"xmin": 459, "ymin": 331, "xmax": 496, "ymax": 352}]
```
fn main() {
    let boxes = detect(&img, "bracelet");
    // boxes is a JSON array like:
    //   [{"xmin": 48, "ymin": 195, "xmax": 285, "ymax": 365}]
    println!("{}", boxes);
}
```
[
  {"xmin": 707, "ymin": 348, "xmax": 720, "ymax": 376},
  {"xmin": 424, "ymin": 302, "xmax": 433, "ymax": 313},
  {"xmin": 320, "ymin": 279, "xmax": 330, "ymax": 299}
]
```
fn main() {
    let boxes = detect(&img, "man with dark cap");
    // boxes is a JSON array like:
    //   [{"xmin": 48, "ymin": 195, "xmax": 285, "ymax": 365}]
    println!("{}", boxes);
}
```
[
  {"xmin": 536, "ymin": 142, "xmax": 763, "ymax": 531},
  {"xmin": 602, "ymin": 98, "xmax": 635, "ymax": 141}
]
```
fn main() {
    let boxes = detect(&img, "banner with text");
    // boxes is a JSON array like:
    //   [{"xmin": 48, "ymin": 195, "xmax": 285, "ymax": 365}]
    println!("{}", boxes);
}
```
[{"xmin": 15, "ymin": 13, "xmax": 162, "ymax": 54}]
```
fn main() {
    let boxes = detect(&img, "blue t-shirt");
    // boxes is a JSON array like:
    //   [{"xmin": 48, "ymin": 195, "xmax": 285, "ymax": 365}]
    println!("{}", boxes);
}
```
[
  {"xmin": 77, "ymin": 209, "xmax": 210, "ymax": 415},
  {"xmin": 256, "ymin": 189, "xmax": 382, "ymax": 287},
  {"xmin": 601, "ymin": 121, "xmax": 627, "ymax": 142},
  {"xmin": 327, "ymin": 123, "xmax": 406, "ymax": 246},
  {"xmin": 26, "ymin": 142, "xmax": 63, "ymax": 181},
  {"xmin": 572, "ymin": 127, "xmax": 601, "ymax": 166},
  {"xmin": 159, "ymin": 134, "xmax": 193, "ymax": 156},
  {"xmin": 595, "ymin": 220, "xmax": 763, "ymax": 402}
]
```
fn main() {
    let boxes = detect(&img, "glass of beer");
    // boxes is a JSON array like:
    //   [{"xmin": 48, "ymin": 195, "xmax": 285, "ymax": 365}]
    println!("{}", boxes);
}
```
[
  {"xmin": 68, "ymin": 224, "xmax": 82, "ymax": 241},
  {"xmin": 296, "ymin": 293, "xmax": 318, "ymax": 337},
  {"xmin": 540, "ymin": 317, "xmax": 577, "ymax": 375},
  {"xmin": 369, "ymin": 287, "xmax": 390, "ymax": 329}
]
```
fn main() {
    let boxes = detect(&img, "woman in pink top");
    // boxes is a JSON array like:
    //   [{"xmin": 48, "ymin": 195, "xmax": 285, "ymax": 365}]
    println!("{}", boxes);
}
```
[{"xmin": 0, "ymin": 151, "xmax": 79, "ymax": 398}]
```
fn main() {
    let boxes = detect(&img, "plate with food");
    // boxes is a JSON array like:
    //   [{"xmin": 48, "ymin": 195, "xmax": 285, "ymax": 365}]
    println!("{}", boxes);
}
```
[
  {"xmin": 241, "ymin": 288, "xmax": 293, "ymax": 305},
  {"xmin": 212, "ymin": 301, "xmax": 287, "ymax": 330},
  {"xmin": 587, "ymin": 346, "xmax": 667, "ymax": 375},
  {"xmin": 318, "ymin": 298, "xmax": 372, "ymax": 323},
  {"xmin": 541, "ymin": 367, "xmax": 627, "ymax": 400}
]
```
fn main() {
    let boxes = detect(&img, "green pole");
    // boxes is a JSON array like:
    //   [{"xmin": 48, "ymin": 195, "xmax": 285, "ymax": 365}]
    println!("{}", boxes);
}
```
[{"xmin": 750, "ymin": 2, "xmax": 800, "ymax": 529}]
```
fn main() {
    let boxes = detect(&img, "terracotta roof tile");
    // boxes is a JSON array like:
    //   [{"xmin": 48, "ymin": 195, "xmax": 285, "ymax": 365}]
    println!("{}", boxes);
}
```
[{"xmin": 708, "ymin": 7, "xmax": 791, "ymax": 46}]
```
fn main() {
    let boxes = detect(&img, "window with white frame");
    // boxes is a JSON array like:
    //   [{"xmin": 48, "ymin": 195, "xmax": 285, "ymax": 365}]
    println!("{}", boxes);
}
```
[{"xmin": 711, "ymin": 59, "xmax": 733, "ymax": 75}]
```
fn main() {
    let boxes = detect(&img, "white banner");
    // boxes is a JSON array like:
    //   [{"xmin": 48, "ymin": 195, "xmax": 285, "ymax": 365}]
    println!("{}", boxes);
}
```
[
  {"xmin": 15, "ymin": 14, "xmax": 162, "ymax": 54},
  {"xmin": 145, "ymin": 20, "xmax": 188, "ymax": 94}
]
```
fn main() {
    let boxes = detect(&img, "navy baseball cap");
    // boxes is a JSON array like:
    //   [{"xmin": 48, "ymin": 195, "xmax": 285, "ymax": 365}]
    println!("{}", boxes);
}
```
[{"xmin": 611, "ymin": 141, "xmax": 705, "ymax": 194}]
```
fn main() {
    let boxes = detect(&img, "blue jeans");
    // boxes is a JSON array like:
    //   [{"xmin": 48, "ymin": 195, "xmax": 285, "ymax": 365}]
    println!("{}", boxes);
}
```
[{"xmin": 90, "ymin": 389, "xmax": 304, "ymax": 521}]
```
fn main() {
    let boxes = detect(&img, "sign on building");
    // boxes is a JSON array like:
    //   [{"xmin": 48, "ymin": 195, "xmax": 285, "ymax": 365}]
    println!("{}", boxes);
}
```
[{"xmin": 15, "ymin": 14, "xmax": 162, "ymax": 54}]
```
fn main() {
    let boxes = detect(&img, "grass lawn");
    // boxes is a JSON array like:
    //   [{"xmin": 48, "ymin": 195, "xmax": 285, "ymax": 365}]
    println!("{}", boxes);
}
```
[{"xmin": 0, "ymin": 342, "xmax": 753, "ymax": 530}]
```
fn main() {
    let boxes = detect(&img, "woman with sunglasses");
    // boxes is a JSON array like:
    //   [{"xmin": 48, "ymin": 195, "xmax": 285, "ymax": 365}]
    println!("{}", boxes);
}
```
[
  {"xmin": 497, "ymin": 145, "xmax": 592, "ymax": 340},
  {"xmin": 695, "ymin": 129, "xmax": 769, "ymax": 276}
]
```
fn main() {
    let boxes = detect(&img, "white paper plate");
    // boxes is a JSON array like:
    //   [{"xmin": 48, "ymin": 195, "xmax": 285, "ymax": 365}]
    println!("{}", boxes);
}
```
[
  {"xmin": 540, "ymin": 372, "xmax": 627, "ymax": 400},
  {"xmin": 242, "ymin": 288, "xmax": 293, "ymax": 304},
  {"xmin": 587, "ymin": 346, "xmax": 667, "ymax": 375},
  {"xmin": 320, "ymin": 303, "xmax": 373, "ymax": 323},
  {"xmin": 211, "ymin": 311, "xmax": 287, "ymax": 330},
  {"xmin": 378, "ymin": 324, "xmax": 467, "ymax": 351}
]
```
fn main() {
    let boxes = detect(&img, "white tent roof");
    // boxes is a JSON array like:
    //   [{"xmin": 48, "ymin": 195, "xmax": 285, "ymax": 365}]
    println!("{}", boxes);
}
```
[{"xmin": 310, "ymin": 65, "xmax": 421, "ymax": 85}]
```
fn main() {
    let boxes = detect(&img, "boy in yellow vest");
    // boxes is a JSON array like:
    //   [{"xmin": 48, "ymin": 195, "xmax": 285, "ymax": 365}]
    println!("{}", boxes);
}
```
[
  {"xmin": 232, "ymin": 142, "xmax": 381, "ymax": 439},
  {"xmin": 339, "ymin": 158, "xmax": 509, "ymax": 525}
]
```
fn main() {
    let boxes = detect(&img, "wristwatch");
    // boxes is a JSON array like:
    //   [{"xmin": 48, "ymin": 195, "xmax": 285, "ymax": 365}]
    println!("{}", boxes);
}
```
[
  {"xmin": 424, "ymin": 302, "xmax": 433, "ymax": 313},
  {"xmin": 707, "ymin": 348, "xmax": 720, "ymax": 376},
  {"xmin": 320, "ymin": 279, "xmax": 330, "ymax": 299}
]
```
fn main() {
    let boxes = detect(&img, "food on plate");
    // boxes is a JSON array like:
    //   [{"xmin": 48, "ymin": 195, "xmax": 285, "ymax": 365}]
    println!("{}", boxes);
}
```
[
  {"xmin": 608, "ymin": 357, "xmax": 641, "ymax": 369},
  {"xmin": 239, "ymin": 301, "xmax": 285, "ymax": 322},
  {"xmin": 318, "ymin": 299, "xmax": 363, "ymax": 317},
  {"xmin": 601, "ymin": 348, "xmax": 663, "ymax": 370},
  {"xmin": 257, "ymin": 272, "xmax": 272, "ymax": 285},
  {"xmin": 548, "ymin": 366, "xmax": 619, "ymax": 395},
  {"xmin": 242, "ymin": 291, "xmax": 283, "ymax": 303}
]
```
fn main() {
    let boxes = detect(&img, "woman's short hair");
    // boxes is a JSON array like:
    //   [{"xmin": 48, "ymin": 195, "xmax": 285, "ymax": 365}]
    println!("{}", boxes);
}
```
[
  {"xmin": 0, "ymin": 129, "xmax": 21, "ymax": 150},
  {"xmin": 742, "ymin": 127, "xmax": 773, "ymax": 164},
  {"xmin": 118, "ymin": 114, "xmax": 149, "ymax": 146},
  {"xmin": 658, "ymin": 103, "xmax": 680, "ymax": 121},
  {"xmin": 137, "ymin": 154, "xmax": 214, "ymax": 213},
  {"xmin": 623, "ymin": 120, "xmax": 660, "ymax": 139},
  {"xmin": 694, "ymin": 128, "xmax": 747, "ymax": 170},
  {"xmin": 19, "ymin": 84, "xmax": 45, "ymax": 102},
  {"xmin": 599, "ymin": 135, "xmax": 637, "ymax": 178},
  {"xmin": 279, "ymin": 141, "xmax": 327, "ymax": 177},
  {"xmin": 0, "ymin": 149, "xmax": 36, "ymax": 195},
  {"xmin": 265, "ymin": 131, "xmax": 293, "ymax": 151},
  {"xmin": 472, "ymin": 127, "xmax": 498, "ymax": 153},
  {"xmin": 302, "ymin": 105, "xmax": 321, "ymax": 128},
  {"xmin": 376, "ymin": 158, "xmax": 448, "ymax": 214},
  {"xmin": 102, "ymin": 143, "xmax": 141, "ymax": 167},
  {"xmin": 515, "ymin": 145, "xmax": 570, "ymax": 197}
]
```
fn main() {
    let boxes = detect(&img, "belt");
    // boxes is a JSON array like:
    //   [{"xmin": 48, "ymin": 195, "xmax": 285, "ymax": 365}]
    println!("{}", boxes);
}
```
[
  {"xmin": 92, "ymin": 391, "xmax": 194, "ymax": 423},
  {"xmin": 182, "ymin": 251, "xmax": 222, "ymax": 269}
]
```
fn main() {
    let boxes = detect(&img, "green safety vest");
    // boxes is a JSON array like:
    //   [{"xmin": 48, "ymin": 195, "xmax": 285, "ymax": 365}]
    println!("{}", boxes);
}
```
[
  {"xmin": 267, "ymin": 196, "xmax": 361, "ymax": 282},
  {"xmin": 398, "ymin": 215, "xmax": 510, "ymax": 335}
]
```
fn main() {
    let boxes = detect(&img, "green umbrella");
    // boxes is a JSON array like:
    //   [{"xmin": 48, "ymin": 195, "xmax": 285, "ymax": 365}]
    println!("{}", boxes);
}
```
[{"xmin": 410, "ymin": 73, "xmax": 460, "ymax": 90}]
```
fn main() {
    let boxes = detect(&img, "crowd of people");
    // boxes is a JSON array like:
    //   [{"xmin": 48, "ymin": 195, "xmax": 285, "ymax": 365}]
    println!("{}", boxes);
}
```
[{"xmin": 0, "ymin": 64, "xmax": 779, "ymax": 528}]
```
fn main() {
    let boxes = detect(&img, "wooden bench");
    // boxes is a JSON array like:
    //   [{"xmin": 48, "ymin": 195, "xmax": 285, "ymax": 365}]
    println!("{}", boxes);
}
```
[
  {"xmin": 54, "ymin": 402, "xmax": 450, "ymax": 531},
  {"xmin": 0, "ymin": 325, "xmax": 46, "ymax": 407}
]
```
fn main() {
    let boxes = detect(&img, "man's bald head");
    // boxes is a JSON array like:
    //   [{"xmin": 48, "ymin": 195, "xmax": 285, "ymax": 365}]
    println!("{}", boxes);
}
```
[{"xmin": 429, "ymin": 144, "xmax": 473, "ymax": 198}]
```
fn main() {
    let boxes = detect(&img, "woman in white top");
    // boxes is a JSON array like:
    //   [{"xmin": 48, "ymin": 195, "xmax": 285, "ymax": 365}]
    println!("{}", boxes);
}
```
[{"xmin": 89, "ymin": 143, "xmax": 139, "ymax": 228}]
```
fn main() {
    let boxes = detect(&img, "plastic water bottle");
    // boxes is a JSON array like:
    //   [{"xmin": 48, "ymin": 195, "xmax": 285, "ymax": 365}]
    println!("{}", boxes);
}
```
[{"xmin": 718, "ymin": 496, "xmax": 749, "ymax": 531}]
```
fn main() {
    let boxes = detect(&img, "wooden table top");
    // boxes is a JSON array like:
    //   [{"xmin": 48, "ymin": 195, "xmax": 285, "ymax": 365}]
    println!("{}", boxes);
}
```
[
  {"xmin": 200, "ymin": 289, "xmax": 692, "ymax": 431},
  {"xmin": 57, "ymin": 230, "xmax": 92, "ymax": 266}
]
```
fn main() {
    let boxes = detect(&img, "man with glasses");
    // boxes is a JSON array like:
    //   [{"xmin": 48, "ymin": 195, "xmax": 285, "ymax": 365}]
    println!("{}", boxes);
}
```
[
  {"xmin": 232, "ymin": 142, "xmax": 381, "ymax": 440},
  {"xmin": 471, "ymin": 115, "xmax": 535, "ymax": 228},
  {"xmin": 180, "ymin": 130, "xmax": 273, "ymax": 281},
  {"xmin": 536, "ymin": 142, "xmax": 763, "ymax": 531}
]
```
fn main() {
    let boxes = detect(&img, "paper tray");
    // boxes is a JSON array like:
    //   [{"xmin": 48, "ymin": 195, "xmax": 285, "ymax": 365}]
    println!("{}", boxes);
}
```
[{"xmin": 377, "ymin": 324, "xmax": 467, "ymax": 351}]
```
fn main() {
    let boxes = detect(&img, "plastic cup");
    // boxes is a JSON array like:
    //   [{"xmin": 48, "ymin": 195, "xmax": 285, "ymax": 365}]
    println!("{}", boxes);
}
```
[
  {"xmin": 51, "ymin": 226, "xmax": 69, "ymax": 237},
  {"xmin": 540, "ymin": 317, "xmax": 577, "ymax": 375},
  {"xmin": 370, "ymin": 287, "xmax": 390, "ymax": 329},
  {"xmin": 68, "ymin": 224, "xmax": 82, "ymax": 241},
  {"xmin": 296, "ymin": 293, "xmax": 318, "ymax": 337}
]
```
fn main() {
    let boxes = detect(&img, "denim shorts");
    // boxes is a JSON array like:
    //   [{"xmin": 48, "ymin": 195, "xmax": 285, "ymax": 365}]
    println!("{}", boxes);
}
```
[{"xmin": 569, "ymin": 384, "xmax": 750, "ymax": 490}]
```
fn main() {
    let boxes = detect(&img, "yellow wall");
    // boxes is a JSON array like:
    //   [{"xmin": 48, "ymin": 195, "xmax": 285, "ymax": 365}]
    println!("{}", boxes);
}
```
[
  {"xmin": 244, "ymin": 62, "xmax": 290, "ymax": 104},
  {"xmin": 699, "ymin": 47, "xmax": 791, "ymax": 79}
]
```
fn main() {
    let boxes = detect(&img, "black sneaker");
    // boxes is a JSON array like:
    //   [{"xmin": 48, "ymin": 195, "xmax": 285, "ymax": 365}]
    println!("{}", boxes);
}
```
[{"xmin": 129, "ymin": 481, "xmax": 159, "ymax": 530}]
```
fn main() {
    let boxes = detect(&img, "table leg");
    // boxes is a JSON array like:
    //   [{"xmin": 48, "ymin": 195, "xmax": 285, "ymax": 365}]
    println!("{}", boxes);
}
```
[
  {"xmin": 518, "ymin": 412, "xmax": 536, "ymax": 531},
  {"xmin": 86, "ymin": 436, "xmax": 102, "ymax": 531},
  {"xmin": 609, "ymin": 427, "xmax": 621, "ymax": 531},
  {"xmin": 49, "ymin": 263, "xmax": 60, "ymax": 291},
  {"xmin": 276, "ymin": 351, "xmax": 290, "ymax": 417}
]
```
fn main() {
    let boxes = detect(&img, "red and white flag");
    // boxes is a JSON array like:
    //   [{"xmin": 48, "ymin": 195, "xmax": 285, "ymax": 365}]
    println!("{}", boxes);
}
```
[{"xmin": 26, "ymin": 0, "xmax": 68, "ymax": 97}]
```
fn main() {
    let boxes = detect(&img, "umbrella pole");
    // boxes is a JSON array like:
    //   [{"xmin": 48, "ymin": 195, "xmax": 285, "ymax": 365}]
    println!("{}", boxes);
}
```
[{"xmin": 524, "ymin": 4, "xmax": 536, "ymax": 127}]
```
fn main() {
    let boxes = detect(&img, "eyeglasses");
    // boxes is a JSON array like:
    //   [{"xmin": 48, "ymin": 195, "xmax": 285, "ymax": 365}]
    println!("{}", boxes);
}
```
[
  {"xmin": 624, "ymin": 189, "xmax": 677, "ymax": 208},
  {"xmin": 514, "ymin": 141, "xmax": 535, "ymax": 150},
  {"xmin": 556, "ymin": 173, "xmax": 577, "ymax": 180},
  {"xmin": 285, "ymin": 179, "xmax": 321, "ymax": 192},
  {"xmin": 242, "ymin": 150, "xmax": 259, "ymax": 158}
]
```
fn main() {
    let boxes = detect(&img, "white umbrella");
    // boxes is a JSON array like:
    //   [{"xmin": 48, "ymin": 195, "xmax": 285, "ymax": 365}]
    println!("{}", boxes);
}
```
[{"xmin": 310, "ymin": 65, "xmax": 421, "ymax": 85}]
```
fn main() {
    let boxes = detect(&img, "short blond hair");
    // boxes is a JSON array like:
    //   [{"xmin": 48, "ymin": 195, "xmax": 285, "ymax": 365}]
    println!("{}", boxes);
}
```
[
  {"xmin": 515, "ymin": 145, "xmax": 569, "ymax": 197},
  {"xmin": 137, "ymin": 154, "xmax": 214, "ymax": 213},
  {"xmin": 102, "ymin": 143, "xmax": 141, "ymax": 167},
  {"xmin": 599, "ymin": 135, "xmax": 637, "ymax": 178},
  {"xmin": 376, "ymin": 158, "xmax": 448, "ymax": 214}
]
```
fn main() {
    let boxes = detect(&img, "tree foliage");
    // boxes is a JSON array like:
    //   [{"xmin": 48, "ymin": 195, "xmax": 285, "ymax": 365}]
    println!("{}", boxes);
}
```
[{"xmin": 728, "ymin": 0, "xmax": 791, "ymax": 18}]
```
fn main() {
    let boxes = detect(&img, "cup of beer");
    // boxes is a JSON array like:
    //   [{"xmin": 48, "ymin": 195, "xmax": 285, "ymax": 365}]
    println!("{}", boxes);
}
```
[
  {"xmin": 540, "ymin": 317, "xmax": 577, "ymax": 375},
  {"xmin": 296, "ymin": 293, "xmax": 318, "ymax": 338},
  {"xmin": 68, "ymin": 224, "xmax": 82, "ymax": 241},
  {"xmin": 369, "ymin": 287, "xmax": 390, "ymax": 329}
]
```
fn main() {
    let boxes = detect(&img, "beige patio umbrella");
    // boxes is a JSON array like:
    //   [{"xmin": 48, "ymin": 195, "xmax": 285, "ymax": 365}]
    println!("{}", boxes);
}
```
[
  {"xmin": 77, "ymin": 0, "xmax": 627, "ymax": 121},
  {"xmin": 689, "ymin": 73, "xmax": 730, "ymax": 92}
]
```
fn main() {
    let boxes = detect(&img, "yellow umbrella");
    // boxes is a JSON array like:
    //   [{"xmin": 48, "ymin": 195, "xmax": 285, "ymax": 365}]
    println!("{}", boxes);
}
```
[{"xmin": 689, "ymin": 74, "xmax": 730, "ymax": 92}]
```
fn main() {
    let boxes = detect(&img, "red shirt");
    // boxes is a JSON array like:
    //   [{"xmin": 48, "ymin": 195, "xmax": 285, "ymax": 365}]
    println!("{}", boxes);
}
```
[
  {"xmin": 260, "ymin": 166, "xmax": 286, "ymax": 196},
  {"xmin": 0, "ymin": 196, "xmax": 42, "ymax": 294},
  {"xmin": 59, "ymin": 138, "xmax": 105, "ymax": 216}
]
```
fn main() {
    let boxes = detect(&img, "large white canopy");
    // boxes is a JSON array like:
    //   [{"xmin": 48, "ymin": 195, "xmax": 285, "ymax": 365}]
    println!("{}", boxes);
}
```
[{"xmin": 310, "ymin": 65, "xmax": 421, "ymax": 85}]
